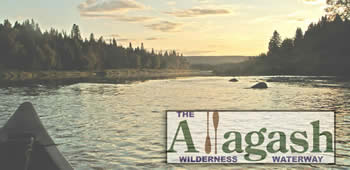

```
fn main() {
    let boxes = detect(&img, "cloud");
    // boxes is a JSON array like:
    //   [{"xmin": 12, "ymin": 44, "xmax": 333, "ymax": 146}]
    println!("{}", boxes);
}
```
[
  {"xmin": 145, "ymin": 21, "xmax": 182, "ymax": 32},
  {"xmin": 81, "ymin": 13, "xmax": 154, "ymax": 22},
  {"xmin": 165, "ymin": 8, "xmax": 231, "ymax": 17},
  {"xmin": 78, "ymin": 0, "xmax": 146, "ymax": 14},
  {"xmin": 78, "ymin": 0, "xmax": 98, "ymax": 9},
  {"xmin": 145, "ymin": 37, "xmax": 157, "ymax": 40},
  {"xmin": 78, "ymin": 0, "xmax": 153, "ymax": 23},
  {"xmin": 145, "ymin": 37, "xmax": 165, "ymax": 41},
  {"xmin": 117, "ymin": 38, "xmax": 135, "ymax": 42}
]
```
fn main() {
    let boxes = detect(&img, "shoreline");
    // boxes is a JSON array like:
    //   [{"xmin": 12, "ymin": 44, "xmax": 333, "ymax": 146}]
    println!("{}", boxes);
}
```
[{"xmin": 0, "ymin": 69, "xmax": 213, "ymax": 87}]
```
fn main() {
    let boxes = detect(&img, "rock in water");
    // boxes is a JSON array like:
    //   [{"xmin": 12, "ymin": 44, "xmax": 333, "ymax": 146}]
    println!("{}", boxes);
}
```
[
  {"xmin": 251, "ymin": 82, "xmax": 268, "ymax": 89},
  {"xmin": 229, "ymin": 78, "xmax": 238, "ymax": 82}
]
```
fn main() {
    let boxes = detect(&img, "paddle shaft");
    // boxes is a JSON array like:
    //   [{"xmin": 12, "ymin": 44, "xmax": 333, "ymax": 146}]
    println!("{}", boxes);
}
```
[
  {"xmin": 215, "ymin": 129, "xmax": 217, "ymax": 154},
  {"xmin": 207, "ymin": 112, "xmax": 209, "ymax": 135},
  {"xmin": 205, "ymin": 112, "xmax": 211, "ymax": 154},
  {"xmin": 213, "ymin": 112, "xmax": 219, "ymax": 154}
]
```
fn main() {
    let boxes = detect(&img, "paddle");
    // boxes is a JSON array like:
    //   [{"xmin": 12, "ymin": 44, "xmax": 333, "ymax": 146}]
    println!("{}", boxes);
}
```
[
  {"xmin": 213, "ymin": 111, "xmax": 219, "ymax": 154},
  {"xmin": 205, "ymin": 112, "xmax": 211, "ymax": 154}
]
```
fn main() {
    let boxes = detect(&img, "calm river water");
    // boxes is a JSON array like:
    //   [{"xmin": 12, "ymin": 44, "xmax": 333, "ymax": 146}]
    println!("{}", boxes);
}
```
[{"xmin": 0, "ymin": 76, "xmax": 349, "ymax": 169}]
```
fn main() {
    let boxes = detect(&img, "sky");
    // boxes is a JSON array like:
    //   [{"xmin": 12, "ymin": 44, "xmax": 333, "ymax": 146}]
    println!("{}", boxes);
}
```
[{"xmin": 1, "ymin": 0, "xmax": 327, "ymax": 56}]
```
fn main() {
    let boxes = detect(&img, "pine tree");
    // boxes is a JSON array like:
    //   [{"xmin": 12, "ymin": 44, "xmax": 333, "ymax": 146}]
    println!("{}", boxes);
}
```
[
  {"xmin": 294, "ymin": 28, "xmax": 303, "ymax": 47},
  {"xmin": 112, "ymin": 38, "xmax": 117, "ymax": 46},
  {"xmin": 89, "ymin": 33, "xmax": 95, "ymax": 43},
  {"xmin": 71, "ymin": 24, "xmax": 81, "ymax": 40},
  {"xmin": 141, "ymin": 42, "xmax": 144, "ymax": 51},
  {"xmin": 281, "ymin": 38, "xmax": 294, "ymax": 54},
  {"xmin": 268, "ymin": 30, "xmax": 282, "ymax": 56}
]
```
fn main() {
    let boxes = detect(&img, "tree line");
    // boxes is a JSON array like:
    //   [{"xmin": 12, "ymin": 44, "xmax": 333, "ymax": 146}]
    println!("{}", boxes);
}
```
[
  {"xmin": 215, "ymin": 0, "xmax": 350, "ymax": 76},
  {"xmin": 0, "ymin": 19, "xmax": 189, "ymax": 71}
]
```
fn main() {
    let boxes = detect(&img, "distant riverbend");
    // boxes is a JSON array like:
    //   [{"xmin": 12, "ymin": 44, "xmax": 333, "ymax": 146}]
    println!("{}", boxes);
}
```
[{"xmin": 0, "ymin": 69, "xmax": 213, "ymax": 86}]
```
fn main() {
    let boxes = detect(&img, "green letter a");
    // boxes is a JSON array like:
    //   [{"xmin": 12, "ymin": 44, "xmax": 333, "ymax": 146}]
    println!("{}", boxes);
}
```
[{"xmin": 167, "ymin": 120, "xmax": 199, "ymax": 153}]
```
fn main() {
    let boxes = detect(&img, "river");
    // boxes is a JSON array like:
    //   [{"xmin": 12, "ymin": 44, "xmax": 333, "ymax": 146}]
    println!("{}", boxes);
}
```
[{"xmin": 0, "ymin": 76, "xmax": 349, "ymax": 169}]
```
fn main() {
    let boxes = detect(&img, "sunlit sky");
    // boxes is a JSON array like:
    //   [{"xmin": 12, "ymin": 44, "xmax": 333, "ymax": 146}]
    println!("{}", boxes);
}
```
[{"xmin": 1, "ymin": 0, "xmax": 327, "ymax": 56}]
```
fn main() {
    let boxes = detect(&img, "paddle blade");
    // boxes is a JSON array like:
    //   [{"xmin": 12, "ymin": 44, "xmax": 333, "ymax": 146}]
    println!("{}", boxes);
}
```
[{"xmin": 205, "ymin": 136, "xmax": 211, "ymax": 154}]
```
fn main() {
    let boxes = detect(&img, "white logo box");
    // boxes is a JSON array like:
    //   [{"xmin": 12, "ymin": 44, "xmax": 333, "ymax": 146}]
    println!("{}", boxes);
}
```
[{"xmin": 166, "ymin": 111, "xmax": 335, "ymax": 164}]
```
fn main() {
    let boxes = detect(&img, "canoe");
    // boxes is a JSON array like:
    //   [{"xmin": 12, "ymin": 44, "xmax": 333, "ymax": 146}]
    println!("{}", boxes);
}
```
[{"xmin": 0, "ymin": 102, "xmax": 73, "ymax": 170}]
